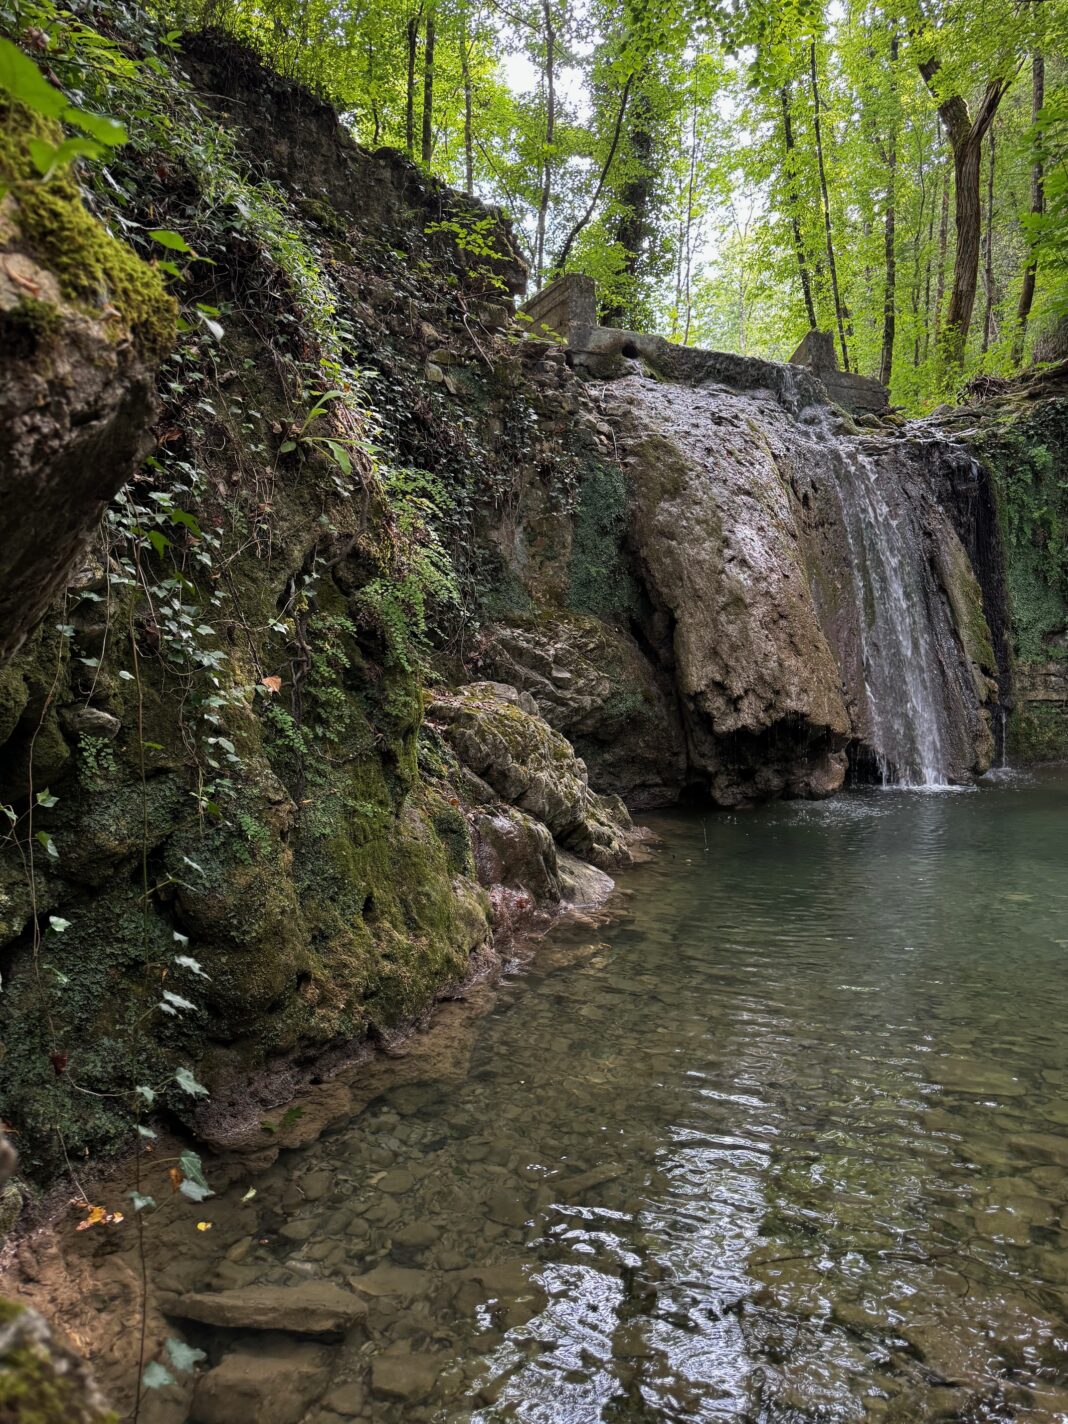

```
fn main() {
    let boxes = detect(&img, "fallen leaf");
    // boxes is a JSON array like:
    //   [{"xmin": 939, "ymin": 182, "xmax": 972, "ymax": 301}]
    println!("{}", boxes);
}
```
[
  {"xmin": 196, "ymin": 1220, "xmax": 213, "ymax": 1231},
  {"xmin": 261, "ymin": 675, "xmax": 282, "ymax": 694}
]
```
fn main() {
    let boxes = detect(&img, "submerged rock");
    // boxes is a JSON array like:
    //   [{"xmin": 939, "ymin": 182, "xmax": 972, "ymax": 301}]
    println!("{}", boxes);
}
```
[
  {"xmin": 190, "ymin": 1339, "xmax": 331, "ymax": 1424},
  {"xmin": 173, "ymin": 1281, "xmax": 367, "ymax": 1336}
]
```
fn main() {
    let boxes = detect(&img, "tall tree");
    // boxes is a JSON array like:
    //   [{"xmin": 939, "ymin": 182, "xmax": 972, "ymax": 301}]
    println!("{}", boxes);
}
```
[
  {"xmin": 810, "ymin": 40, "xmax": 850, "ymax": 370},
  {"xmin": 918, "ymin": 54, "xmax": 1013, "ymax": 362},
  {"xmin": 1013, "ymin": 53, "xmax": 1045, "ymax": 361}
]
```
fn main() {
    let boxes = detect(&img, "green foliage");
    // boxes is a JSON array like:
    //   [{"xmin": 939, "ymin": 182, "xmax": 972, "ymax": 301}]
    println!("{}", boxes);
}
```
[{"xmin": 568, "ymin": 459, "xmax": 639, "ymax": 619}]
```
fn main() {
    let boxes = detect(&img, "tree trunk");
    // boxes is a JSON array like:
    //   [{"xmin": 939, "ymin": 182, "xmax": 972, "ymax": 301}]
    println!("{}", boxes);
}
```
[
  {"xmin": 600, "ymin": 90, "xmax": 655, "ymax": 327},
  {"xmin": 919, "ymin": 59, "xmax": 1011, "ymax": 363},
  {"xmin": 1013, "ymin": 54, "xmax": 1045, "ymax": 363},
  {"xmin": 405, "ymin": 12, "xmax": 421, "ymax": 157},
  {"xmin": 981, "ymin": 126, "xmax": 996, "ymax": 353},
  {"xmin": 534, "ymin": 0, "xmax": 556, "ymax": 285},
  {"xmin": 934, "ymin": 131, "xmax": 950, "ymax": 345},
  {"xmin": 879, "ymin": 34, "xmax": 899, "ymax": 388},
  {"xmin": 810, "ymin": 42, "xmax": 850, "ymax": 370},
  {"xmin": 459, "ymin": 9, "xmax": 474, "ymax": 195},
  {"xmin": 780, "ymin": 83, "xmax": 818, "ymax": 329},
  {"xmin": 421, "ymin": 13, "xmax": 436, "ymax": 163}
]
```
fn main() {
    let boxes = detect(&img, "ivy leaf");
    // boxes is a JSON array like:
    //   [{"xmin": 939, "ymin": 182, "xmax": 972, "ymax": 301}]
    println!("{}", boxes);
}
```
[
  {"xmin": 178, "ymin": 1149, "xmax": 210, "ymax": 1190},
  {"xmin": 179, "ymin": 1178, "xmax": 213, "ymax": 1203},
  {"xmin": 165, "ymin": 1338, "xmax": 206, "ymax": 1373},
  {"xmin": 160, "ymin": 989, "xmax": 197, "ymax": 1014},
  {"xmin": 36, "ymin": 789, "xmax": 58, "ymax": 808},
  {"xmin": 47, "ymin": 915, "xmax": 71, "ymax": 933},
  {"xmin": 146, "ymin": 529, "xmax": 171, "ymax": 557},
  {"xmin": 174, "ymin": 1066, "xmax": 208, "ymax": 1097},
  {"xmin": 128, "ymin": 1192, "xmax": 155, "ymax": 1212},
  {"xmin": 135, "ymin": 1084, "xmax": 156, "ymax": 1105},
  {"xmin": 35, "ymin": 831, "xmax": 58, "ymax": 860},
  {"xmin": 136, "ymin": 1124, "xmax": 156, "ymax": 1139},
  {"xmin": 142, "ymin": 1361, "xmax": 176, "ymax": 1391},
  {"xmin": 174, "ymin": 954, "xmax": 210, "ymax": 980}
]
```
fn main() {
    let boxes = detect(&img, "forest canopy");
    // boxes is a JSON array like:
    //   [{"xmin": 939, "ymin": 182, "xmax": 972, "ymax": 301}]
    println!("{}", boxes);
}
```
[{"xmin": 5, "ymin": 0, "xmax": 1068, "ymax": 407}]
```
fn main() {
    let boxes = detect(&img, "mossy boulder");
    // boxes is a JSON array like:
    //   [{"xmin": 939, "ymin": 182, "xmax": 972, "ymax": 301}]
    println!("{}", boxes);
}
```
[
  {"xmin": 428, "ymin": 682, "xmax": 631, "ymax": 869},
  {"xmin": 480, "ymin": 611, "xmax": 685, "ymax": 806}
]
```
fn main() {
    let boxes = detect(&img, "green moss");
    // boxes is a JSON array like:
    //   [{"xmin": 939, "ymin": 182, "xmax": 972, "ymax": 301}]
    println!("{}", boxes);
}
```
[
  {"xmin": 0, "ymin": 102, "xmax": 176, "ymax": 358},
  {"xmin": 973, "ymin": 401, "xmax": 1068, "ymax": 665},
  {"xmin": 0, "ymin": 1319, "xmax": 118, "ymax": 1424},
  {"xmin": 1007, "ymin": 702, "xmax": 1068, "ymax": 763},
  {"xmin": 567, "ymin": 457, "xmax": 640, "ymax": 620}
]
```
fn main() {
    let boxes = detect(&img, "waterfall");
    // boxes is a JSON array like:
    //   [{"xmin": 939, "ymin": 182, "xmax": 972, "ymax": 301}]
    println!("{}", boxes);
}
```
[{"xmin": 826, "ymin": 428, "xmax": 953, "ymax": 787}]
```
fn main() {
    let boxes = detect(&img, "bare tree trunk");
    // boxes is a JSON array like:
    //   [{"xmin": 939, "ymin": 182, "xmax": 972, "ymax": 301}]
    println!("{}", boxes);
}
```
[
  {"xmin": 534, "ymin": 0, "xmax": 556, "ymax": 285},
  {"xmin": 367, "ymin": 40, "xmax": 381, "ymax": 146},
  {"xmin": 780, "ymin": 83, "xmax": 818, "ymax": 329},
  {"xmin": 682, "ymin": 93, "xmax": 699, "ymax": 344},
  {"xmin": 421, "ymin": 12, "xmax": 436, "ymax": 162},
  {"xmin": 981, "ymin": 125, "xmax": 996, "ymax": 353},
  {"xmin": 879, "ymin": 34, "xmax": 899, "ymax": 388},
  {"xmin": 1013, "ymin": 54, "xmax": 1045, "ymax": 363},
  {"xmin": 459, "ymin": 8, "xmax": 474, "ymax": 195},
  {"xmin": 553, "ymin": 72, "xmax": 634, "ymax": 272},
  {"xmin": 919, "ymin": 58, "xmax": 1012, "ymax": 363},
  {"xmin": 810, "ymin": 42, "xmax": 850, "ymax": 370},
  {"xmin": 934, "ymin": 129, "xmax": 950, "ymax": 346},
  {"xmin": 405, "ymin": 11, "xmax": 422, "ymax": 157}
]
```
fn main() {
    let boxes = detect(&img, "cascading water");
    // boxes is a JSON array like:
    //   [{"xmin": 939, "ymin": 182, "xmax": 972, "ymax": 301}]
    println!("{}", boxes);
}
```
[{"xmin": 824, "ymin": 427, "xmax": 954, "ymax": 787}]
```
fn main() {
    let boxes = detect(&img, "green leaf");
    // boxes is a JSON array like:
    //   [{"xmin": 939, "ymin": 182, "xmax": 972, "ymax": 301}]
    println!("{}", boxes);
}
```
[
  {"xmin": 36, "ymin": 789, "xmax": 58, "ymax": 808},
  {"xmin": 136, "ymin": 1124, "xmax": 157, "ymax": 1139},
  {"xmin": 67, "ymin": 107, "xmax": 126, "ymax": 146},
  {"xmin": 142, "ymin": 1361, "xmax": 176, "ymax": 1391},
  {"xmin": 0, "ymin": 38, "xmax": 66, "ymax": 120},
  {"xmin": 325, "ymin": 440, "xmax": 352, "ymax": 475},
  {"xmin": 35, "ymin": 831, "xmax": 58, "ymax": 860},
  {"xmin": 279, "ymin": 440, "xmax": 297, "ymax": 454},
  {"xmin": 174, "ymin": 1066, "xmax": 208, "ymax": 1097},
  {"xmin": 136, "ymin": 1084, "xmax": 156, "ymax": 1105},
  {"xmin": 178, "ymin": 1149, "xmax": 210, "ymax": 1189},
  {"xmin": 146, "ymin": 529, "xmax": 171, "ymax": 557},
  {"xmin": 148, "ymin": 228, "xmax": 193, "ymax": 252},
  {"xmin": 128, "ymin": 1192, "xmax": 155, "ymax": 1211},
  {"xmin": 165, "ymin": 1338, "xmax": 207, "ymax": 1373},
  {"xmin": 47, "ymin": 915, "xmax": 72, "ymax": 933}
]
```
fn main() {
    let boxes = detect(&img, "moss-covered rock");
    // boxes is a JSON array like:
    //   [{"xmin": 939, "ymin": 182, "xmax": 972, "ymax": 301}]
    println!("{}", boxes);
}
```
[{"xmin": 0, "ymin": 1300, "xmax": 117, "ymax": 1424}]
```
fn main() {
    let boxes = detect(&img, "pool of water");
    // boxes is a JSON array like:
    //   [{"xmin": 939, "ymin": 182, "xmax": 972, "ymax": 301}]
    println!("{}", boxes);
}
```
[{"xmin": 76, "ymin": 770, "xmax": 1068, "ymax": 1420}]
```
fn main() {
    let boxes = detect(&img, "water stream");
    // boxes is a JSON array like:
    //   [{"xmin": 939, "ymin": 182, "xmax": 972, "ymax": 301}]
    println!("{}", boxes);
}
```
[{"xmin": 91, "ymin": 768, "xmax": 1068, "ymax": 1422}]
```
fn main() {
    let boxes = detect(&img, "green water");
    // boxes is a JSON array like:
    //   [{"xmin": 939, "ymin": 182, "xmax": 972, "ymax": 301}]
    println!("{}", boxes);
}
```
[{"xmin": 159, "ymin": 772, "xmax": 1068, "ymax": 1418}]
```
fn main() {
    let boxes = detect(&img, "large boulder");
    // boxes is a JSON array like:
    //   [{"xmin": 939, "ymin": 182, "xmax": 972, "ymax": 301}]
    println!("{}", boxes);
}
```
[
  {"xmin": 427, "ymin": 683, "xmax": 632, "ymax": 869},
  {"xmin": 479, "ymin": 612, "xmax": 685, "ymax": 806}
]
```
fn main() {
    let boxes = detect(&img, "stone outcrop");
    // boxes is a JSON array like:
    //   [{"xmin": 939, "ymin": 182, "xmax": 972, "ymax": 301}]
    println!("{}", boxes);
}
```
[{"xmin": 0, "ymin": 104, "xmax": 175, "ymax": 666}]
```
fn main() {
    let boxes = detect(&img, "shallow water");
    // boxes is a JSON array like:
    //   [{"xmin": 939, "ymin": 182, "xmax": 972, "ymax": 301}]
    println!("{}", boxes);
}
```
[{"xmin": 129, "ymin": 772, "xmax": 1068, "ymax": 1418}]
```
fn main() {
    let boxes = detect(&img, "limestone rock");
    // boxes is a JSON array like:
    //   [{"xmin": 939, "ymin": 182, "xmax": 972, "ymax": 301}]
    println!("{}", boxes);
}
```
[
  {"xmin": 173, "ymin": 1281, "xmax": 367, "ymax": 1336},
  {"xmin": 472, "ymin": 805, "xmax": 561, "ymax": 904},
  {"xmin": 190, "ymin": 1339, "xmax": 331, "ymax": 1424},
  {"xmin": 428, "ymin": 682, "xmax": 630, "ymax": 867},
  {"xmin": 480, "ymin": 611, "xmax": 685, "ymax": 806}
]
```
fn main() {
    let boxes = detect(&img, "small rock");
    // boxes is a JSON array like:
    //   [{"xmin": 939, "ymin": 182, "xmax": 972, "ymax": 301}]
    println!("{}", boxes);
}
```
[
  {"xmin": 485, "ymin": 1188, "xmax": 529, "ymax": 1228},
  {"xmin": 323, "ymin": 1381, "xmax": 366, "ymax": 1417},
  {"xmin": 377, "ymin": 1168, "xmax": 414, "ymax": 1195},
  {"xmin": 371, "ymin": 1352, "xmax": 440, "ymax": 1403},
  {"xmin": 302, "ymin": 1171, "xmax": 333, "ymax": 1202},
  {"xmin": 60, "ymin": 706, "xmax": 121, "ymax": 740},
  {"xmin": 424, "ymin": 361, "xmax": 445, "ymax": 384},
  {"xmin": 392, "ymin": 1222, "xmax": 439, "ymax": 1249}
]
